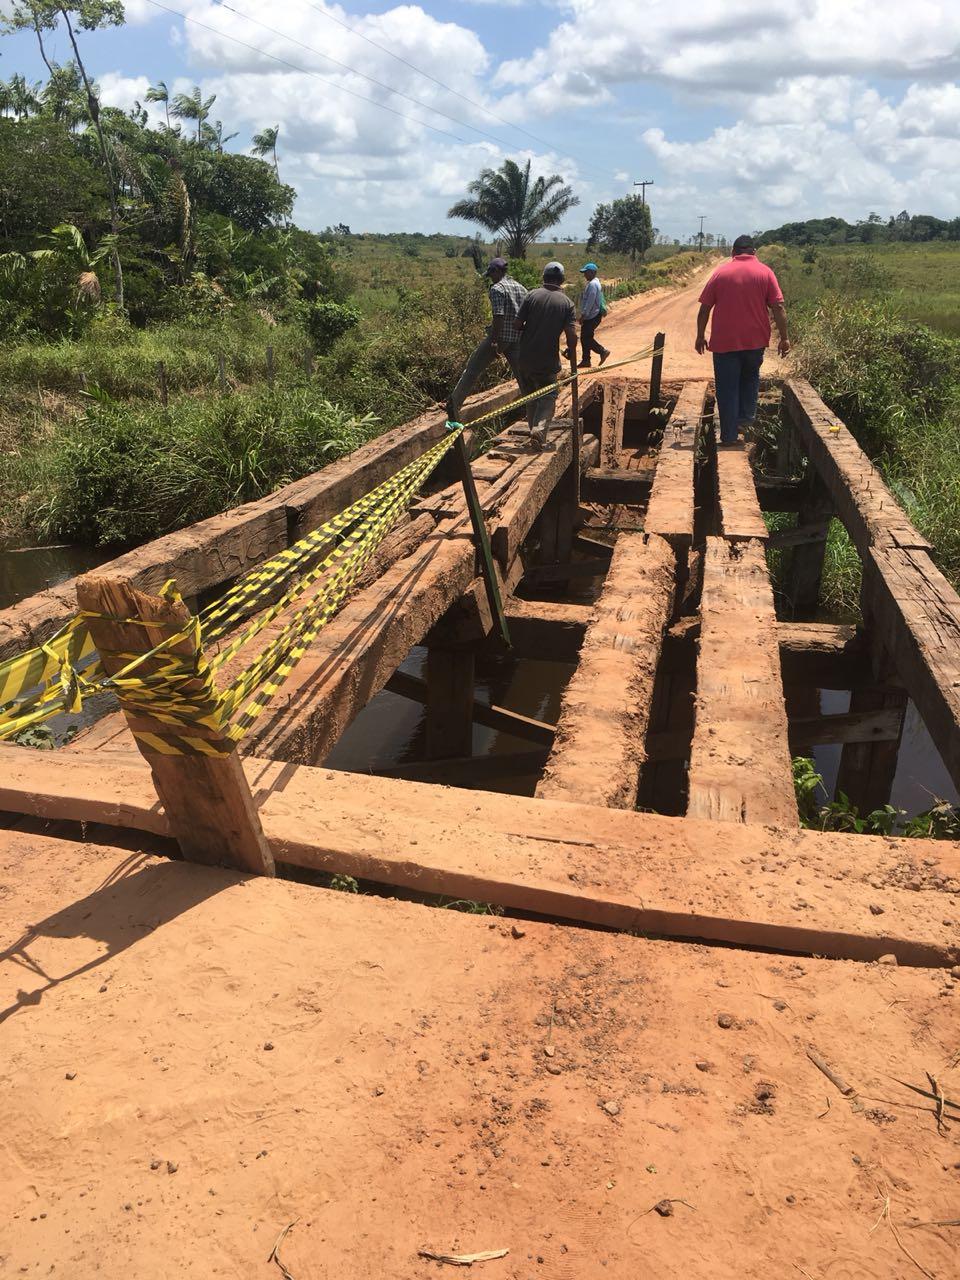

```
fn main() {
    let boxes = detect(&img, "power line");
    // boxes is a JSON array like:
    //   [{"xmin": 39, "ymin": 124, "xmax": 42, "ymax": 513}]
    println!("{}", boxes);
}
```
[
  {"xmin": 298, "ymin": 0, "xmax": 562, "ymax": 155},
  {"xmin": 141, "ymin": 0, "xmax": 468, "ymax": 145},
  {"xmin": 217, "ymin": 0, "xmax": 526, "ymax": 153}
]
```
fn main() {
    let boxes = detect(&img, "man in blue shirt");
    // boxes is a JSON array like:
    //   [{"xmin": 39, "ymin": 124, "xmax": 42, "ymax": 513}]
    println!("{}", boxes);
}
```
[
  {"xmin": 577, "ymin": 263, "xmax": 610, "ymax": 368},
  {"xmin": 446, "ymin": 257, "xmax": 528, "ymax": 421}
]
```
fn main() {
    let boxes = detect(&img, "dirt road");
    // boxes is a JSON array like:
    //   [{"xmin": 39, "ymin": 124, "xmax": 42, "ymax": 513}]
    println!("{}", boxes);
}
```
[{"xmin": 597, "ymin": 261, "xmax": 790, "ymax": 383}]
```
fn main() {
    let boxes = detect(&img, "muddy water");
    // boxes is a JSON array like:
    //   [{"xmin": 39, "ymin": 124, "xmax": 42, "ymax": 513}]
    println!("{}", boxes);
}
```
[{"xmin": 3, "ymin": 544, "xmax": 956, "ymax": 818}]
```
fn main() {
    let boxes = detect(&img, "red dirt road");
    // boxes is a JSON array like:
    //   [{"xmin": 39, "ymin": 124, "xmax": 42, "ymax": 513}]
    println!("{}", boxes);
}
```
[
  {"xmin": 598, "ymin": 261, "xmax": 791, "ymax": 383},
  {"xmin": 2, "ymin": 830, "xmax": 957, "ymax": 1279}
]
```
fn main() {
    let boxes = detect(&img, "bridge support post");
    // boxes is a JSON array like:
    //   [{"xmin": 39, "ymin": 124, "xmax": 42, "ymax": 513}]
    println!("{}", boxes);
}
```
[
  {"xmin": 76, "ymin": 575, "xmax": 275, "ymax": 877},
  {"xmin": 425, "ymin": 646, "xmax": 476, "ymax": 760},
  {"xmin": 649, "ymin": 331, "xmax": 665, "ymax": 408},
  {"xmin": 834, "ymin": 667, "xmax": 907, "ymax": 816},
  {"xmin": 786, "ymin": 470, "xmax": 834, "ymax": 618}
]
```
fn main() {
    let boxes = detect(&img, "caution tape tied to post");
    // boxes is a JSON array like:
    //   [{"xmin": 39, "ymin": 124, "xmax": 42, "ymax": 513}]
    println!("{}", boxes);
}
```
[{"xmin": 0, "ymin": 427, "xmax": 462, "ymax": 749}]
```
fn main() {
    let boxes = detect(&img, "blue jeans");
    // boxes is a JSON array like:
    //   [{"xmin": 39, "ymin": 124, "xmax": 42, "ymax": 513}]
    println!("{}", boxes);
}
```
[{"xmin": 713, "ymin": 348, "xmax": 764, "ymax": 443}]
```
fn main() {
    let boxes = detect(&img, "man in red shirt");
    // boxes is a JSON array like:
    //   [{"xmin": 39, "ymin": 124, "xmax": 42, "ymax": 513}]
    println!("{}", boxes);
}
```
[{"xmin": 695, "ymin": 235, "xmax": 790, "ymax": 445}]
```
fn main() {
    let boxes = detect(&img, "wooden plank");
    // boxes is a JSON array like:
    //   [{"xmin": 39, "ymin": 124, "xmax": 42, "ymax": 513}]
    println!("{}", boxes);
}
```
[
  {"xmin": 834, "ymin": 685, "xmax": 907, "ymax": 811},
  {"xmin": 537, "ymin": 533, "xmax": 675, "ymax": 808},
  {"xmin": 644, "ymin": 381, "xmax": 708, "ymax": 546},
  {"xmin": 784, "ymin": 380, "xmax": 960, "ymax": 791},
  {"xmin": 777, "ymin": 622, "xmax": 871, "ymax": 689},
  {"xmin": 783, "ymin": 379, "xmax": 931, "ymax": 553},
  {"xmin": 688, "ymin": 538, "xmax": 798, "ymax": 826},
  {"xmin": 0, "ymin": 382, "xmax": 518, "ymax": 663},
  {"xmin": 75, "ymin": 577, "xmax": 274, "ymax": 876},
  {"xmin": 501, "ymin": 599, "xmax": 590, "ymax": 660},
  {"xmin": 600, "ymin": 380, "xmax": 628, "ymax": 468},
  {"xmin": 3, "ymin": 745, "xmax": 959, "ymax": 965},
  {"xmin": 581, "ymin": 468, "xmax": 652, "ymax": 505},
  {"xmin": 755, "ymin": 476, "xmax": 805, "ymax": 512},
  {"xmin": 716, "ymin": 444, "xmax": 767, "ymax": 541},
  {"xmin": 490, "ymin": 421, "xmax": 576, "ymax": 568},
  {"xmin": 789, "ymin": 706, "xmax": 903, "ymax": 748}
]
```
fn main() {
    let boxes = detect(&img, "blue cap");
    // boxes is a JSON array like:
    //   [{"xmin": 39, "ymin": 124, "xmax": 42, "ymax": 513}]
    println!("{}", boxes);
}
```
[{"xmin": 580, "ymin": 262, "xmax": 598, "ymax": 273}]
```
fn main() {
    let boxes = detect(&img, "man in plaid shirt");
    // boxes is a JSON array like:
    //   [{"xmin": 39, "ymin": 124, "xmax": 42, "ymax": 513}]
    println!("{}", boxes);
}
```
[{"xmin": 447, "ymin": 257, "xmax": 527, "ymax": 421}]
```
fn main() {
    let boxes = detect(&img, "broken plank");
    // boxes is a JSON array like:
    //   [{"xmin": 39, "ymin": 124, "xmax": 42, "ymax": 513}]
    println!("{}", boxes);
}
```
[
  {"xmin": 537, "ymin": 532, "xmax": 675, "ymax": 808},
  {"xmin": 688, "ymin": 538, "xmax": 797, "ymax": 826},
  {"xmin": 644, "ymin": 381, "xmax": 708, "ymax": 547},
  {"xmin": 600, "ymin": 380, "xmax": 628, "ymax": 468},
  {"xmin": 716, "ymin": 444, "xmax": 767, "ymax": 541}
]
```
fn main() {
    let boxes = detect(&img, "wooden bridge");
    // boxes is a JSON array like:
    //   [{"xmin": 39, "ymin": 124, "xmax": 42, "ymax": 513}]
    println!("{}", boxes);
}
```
[{"xmin": 1, "ymin": 367, "xmax": 959, "ymax": 968}]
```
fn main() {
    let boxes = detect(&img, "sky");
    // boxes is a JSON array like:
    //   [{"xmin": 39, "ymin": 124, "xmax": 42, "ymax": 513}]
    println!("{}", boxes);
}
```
[{"xmin": 3, "ymin": 0, "xmax": 960, "ymax": 241}]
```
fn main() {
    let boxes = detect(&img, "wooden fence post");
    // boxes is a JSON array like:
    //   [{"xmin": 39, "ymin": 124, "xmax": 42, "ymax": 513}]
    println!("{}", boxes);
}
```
[
  {"xmin": 649, "ymin": 331, "xmax": 666, "ymax": 408},
  {"xmin": 157, "ymin": 360, "xmax": 169, "ymax": 407},
  {"xmin": 266, "ymin": 345, "xmax": 275, "ymax": 390},
  {"xmin": 76, "ymin": 575, "xmax": 275, "ymax": 877},
  {"xmin": 218, "ymin": 353, "xmax": 227, "ymax": 392},
  {"xmin": 303, "ymin": 349, "xmax": 314, "ymax": 378}
]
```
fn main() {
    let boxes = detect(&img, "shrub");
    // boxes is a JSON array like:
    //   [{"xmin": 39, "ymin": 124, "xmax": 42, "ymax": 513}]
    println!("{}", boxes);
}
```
[{"xmin": 307, "ymin": 299, "xmax": 361, "ymax": 347}]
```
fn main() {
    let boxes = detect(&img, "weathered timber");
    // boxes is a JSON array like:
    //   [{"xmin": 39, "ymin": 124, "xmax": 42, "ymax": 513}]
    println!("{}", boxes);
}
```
[
  {"xmin": 75, "ymin": 577, "xmax": 274, "ymax": 876},
  {"xmin": 490, "ymin": 421, "xmax": 577, "ymax": 568},
  {"xmin": 537, "ymin": 533, "xmax": 676, "ymax": 808},
  {"xmin": 789, "ymin": 706, "xmax": 904, "ymax": 748},
  {"xmin": 386, "ymin": 669, "xmax": 555, "ymax": 747},
  {"xmin": 581, "ymin": 469, "xmax": 652, "ymax": 505},
  {"xmin": 716, "ymin": 444, "xmax": 767, "ymax": 541},
  {"xmin": 649, "ymin": 331, "xmax": 665, "ymax": 406},
  {"xmin": 783, "ymin": 379, "xmax": 931, "ymax": 554},
  {"xmin": 777, "ymin": 622, "xmax": 871, "ymax": 690},
  {"xmin": 522, "ymin": 558, "xmax": 610, "ymax": 586},
  {"xmin": 755, "ymin": 476, "xmax": 806, "ymax": 512},
  {"xmin": 786, "ymin": 468, "xmax": 834, "ymax": 618},
  {"xmin": 424, "ymin": 648, "xmax": 476, "ymax": 759},
  {"xmin": 644, "ymin": 381, "xmax": 709, "ymax": 547},
  {"xmin": 372, "ymin": 748, "xmax": 548, "ymax": 786},
  {"xmin": 687, "ymin": 538, "xmax": 798, "ymax": 826},
  {"xmin": 3, "ymin": 745, "xmax": 958, "ymax": 965},
  {"xmin": 834, "ymin": 684, "xmax": 907, "ymax": 812},
  {"xmin": 501, "ymin": 600, "xmax": 590, "ymax": 660},
  {"xmin": 785, "ymin": 379, "xmax": 960, "ymax": 791},
  {"xmin": 600, "ymin": 380, "xmax": 629, "ymax": 468}
]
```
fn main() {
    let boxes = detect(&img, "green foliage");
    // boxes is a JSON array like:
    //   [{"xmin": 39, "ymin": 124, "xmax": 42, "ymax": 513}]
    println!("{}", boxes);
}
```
[
  {"xmin": 506, "ymin": 257, "xmax": 541, "ymax": 290},
  {"xmin": 448, "ymin": 158, "xmax": 579, "ymax": 259},
  {"xmin": 329, "ymin": 874, "xmax": 360, "ymax": 894},
  {"xmin": 307, "ymin": 299, "xmax": 361, "ymax": 346},
  {"xmin": 588, "ymin": 195, "xmax": 654, "ymax": 262},
  {"xmin": 10, "ymin": 385, "xmax": 378, "ymax": 545},
  {"xmin": 759, "ymin": 210, "xmax": 960, "ymax": 248},
  {"xmin": 793, "ymin": 757, "xmax": 960, "ymax": 837},
  {"xmin": 0, "ymin": 117, "xmax": 107, "ymax": 249}
]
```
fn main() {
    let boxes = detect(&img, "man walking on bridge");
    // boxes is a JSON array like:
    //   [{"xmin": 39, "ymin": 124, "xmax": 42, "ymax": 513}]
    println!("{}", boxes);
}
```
[
  {"xmin": 695, "ymin": 235, "xmax": 790, "ymax": 446},
  {"xmin": 446, "ymin": 257, "xmax": 527, "ymax": 422},
  {"xmin": 577, "ymin": 262, "xmax": 610, "ymax": 368},
  {"xmin": 513, "ymin": 260, "xmax": 578, "ymax": 449}
]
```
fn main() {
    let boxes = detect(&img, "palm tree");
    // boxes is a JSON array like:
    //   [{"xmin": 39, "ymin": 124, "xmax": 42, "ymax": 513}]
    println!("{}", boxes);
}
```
[
  {"xmin": 252, "ymin": 124, "xmax": 280, "ymax": 179},
  {"xmin": 172, "ymin": 85, "xmax": 216, "ymax": 145},
  {"xmin": 204, "ymin": 119, "xmax": 238, "ymax": 154},
  {"xmin": 7, "ymin": 72, "xmax": 41, "ymax": 119},
  {"xmin": 447, "ymin": 158, "xmax": 580, "ymax": 259},
  {"xmin": 145, "ymin": 78, "xmax": 172, "ymax": 130},
  {"xmin": 41, "ymin": 61, "xmax": 86, "ymax": 130}
]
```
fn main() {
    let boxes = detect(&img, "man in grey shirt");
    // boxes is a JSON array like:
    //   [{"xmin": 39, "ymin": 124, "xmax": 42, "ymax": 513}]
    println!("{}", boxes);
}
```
[
  {"xmin": 446, "ymin": 257, "xmax": 527, "ymax": 421},
  {"xmin": 513, "ymin": 261, "xmax": 578, "ymax": 448}
]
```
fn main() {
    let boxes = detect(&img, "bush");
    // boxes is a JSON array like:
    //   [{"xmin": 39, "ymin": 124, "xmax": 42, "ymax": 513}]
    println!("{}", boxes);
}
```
[
  {"xmin": 12, "ymin": 386, "xmax": 379, "ymax": 546},
  {"xmin": 307, "ymin": 299, "xmax": 361, "ymax": 347}
]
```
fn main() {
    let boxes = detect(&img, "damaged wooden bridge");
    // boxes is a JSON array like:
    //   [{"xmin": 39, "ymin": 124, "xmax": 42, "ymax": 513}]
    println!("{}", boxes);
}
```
[{"xmin": 2, "ymin": 366, "xmax": 960, "ymax": 970}]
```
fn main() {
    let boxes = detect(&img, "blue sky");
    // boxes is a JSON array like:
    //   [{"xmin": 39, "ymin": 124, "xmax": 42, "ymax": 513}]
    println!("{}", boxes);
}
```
[{"xmin": 3, "ymin": 1, "xmax": 960, "ymax": 240}]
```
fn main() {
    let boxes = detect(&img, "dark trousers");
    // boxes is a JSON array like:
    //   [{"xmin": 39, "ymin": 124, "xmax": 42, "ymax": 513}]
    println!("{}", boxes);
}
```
[
  {"xmin": 712, "ymin": 348, "xmax": 765, "ymax": 443},
  {"xmin": 580, "ymin": 314, "xmax": 605, "ymax": 364}
]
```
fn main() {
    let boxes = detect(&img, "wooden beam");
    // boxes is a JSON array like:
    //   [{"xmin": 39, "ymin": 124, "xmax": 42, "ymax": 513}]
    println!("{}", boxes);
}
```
[
  {"xmin": 0, "ymin": 381, "xmax": 521, "ymax": 663},
  {"xmin": 537, "ymin": 532, "xmax": 675, "ymax": 808},
  {"xmin": 75, "ymin": 577, "xmax": 274, "ymax": 876},
  {"xmin": 789, "ymin": 706, "xmax": 904, "ymax": 748},
  {"xmin": 3, "ymin": 745, "xmax": 958, "ymax": 965},
  {"xmin": 501, "ymin": 599, "xmax": 590, "ymax": 660},
  {"xmin": 490, "ymin": 421, "xmax": 577, "ymax": 568},
  {"xmin": 581, "ymin": 469, "xmax": 652, "ymax": 505},
  {"xmin": 424, "ymin": 648, "xmax": 475, "ymax": 759},
  {"xmin": 386, "ymin": 668, "xmax": 555, "ymax": 748},
  {"xmin": 755, "ymin": 476, "xmax": 806, "ymax": 512},
  {"xmin": 688, "ymin": 538, "xmax": 797, "ymax": 826},
  {"xmin": 600, "ymin": 380, "xmax": 629, "ymax": 468},
  {"xmin": 785, "ymin": 469, "xmax": 834, "ymax": 618},
  {"xmin": 644, "ymin": 381, "xmax": 709, "ymax": 547},
  {"xmin": 834, "ymin": 685, "xmax": 907, "ymax": 811},
  {"xmin": 371, "ymin": 748, "xmax": 548, "ymax": 786},
  {"xmin": 716, "ymin": 444, "xmax": 767, "ymax": 541},
  {"xmin": 522, "ymin": 558, "xmax": 609, "ymax": 586},
  {"xmin": 784, "ymin": 379, "xmax": 960, "ymax": 792}
]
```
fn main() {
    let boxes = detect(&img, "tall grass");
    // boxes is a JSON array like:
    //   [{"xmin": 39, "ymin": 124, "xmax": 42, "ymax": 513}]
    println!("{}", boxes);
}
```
[{"xmin": 5, "ymin": 387, "xmax": 378, "ymax": 545}]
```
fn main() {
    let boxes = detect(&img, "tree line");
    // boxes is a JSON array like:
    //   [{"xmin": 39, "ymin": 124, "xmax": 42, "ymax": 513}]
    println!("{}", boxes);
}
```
[{"xmin": 757, "ymin": 211, "xmax": 960, "ymax": 247}]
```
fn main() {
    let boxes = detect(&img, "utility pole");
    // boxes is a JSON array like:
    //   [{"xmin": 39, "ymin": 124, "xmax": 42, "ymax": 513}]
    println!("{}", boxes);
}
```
[
  {"xmin": 697, "ymin": 215, "xmax": 706, "ymax": 252},
  {"xmin": 634, "ymin": 179, "xmax": 654, "ymax": 206}
]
